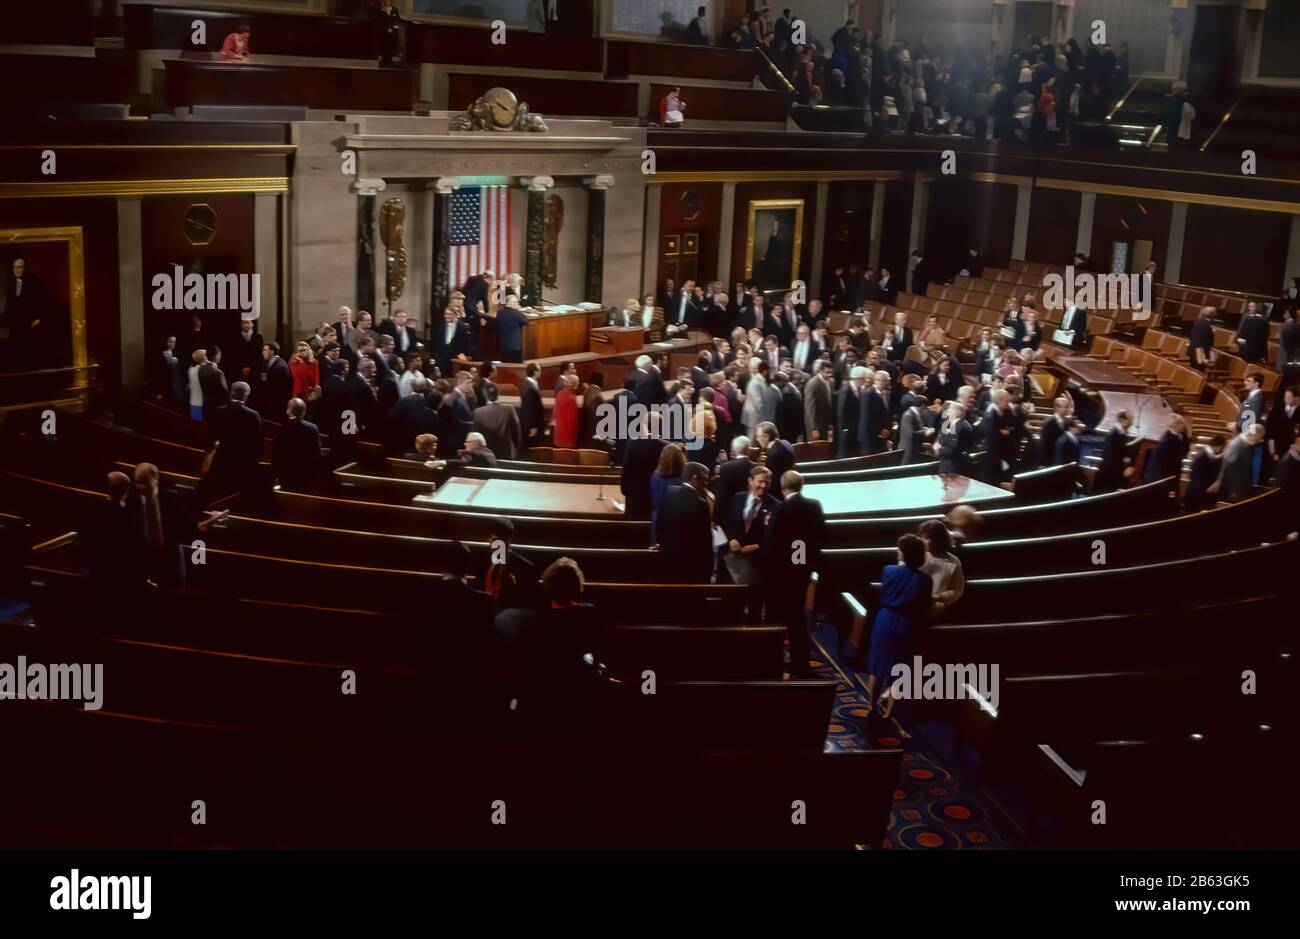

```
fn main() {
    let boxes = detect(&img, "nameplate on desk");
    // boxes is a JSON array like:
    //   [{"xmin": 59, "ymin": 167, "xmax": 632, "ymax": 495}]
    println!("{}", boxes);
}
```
[{"xmin": 413, "ymin": 493, "xmax": 439, "ymax": 505}]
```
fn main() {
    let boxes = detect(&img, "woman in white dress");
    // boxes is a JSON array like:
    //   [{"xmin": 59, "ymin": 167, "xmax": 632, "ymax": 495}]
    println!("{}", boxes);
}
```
[{"xmin": 918, "ymin": 519, "xmax": 966, "ymax": 620}]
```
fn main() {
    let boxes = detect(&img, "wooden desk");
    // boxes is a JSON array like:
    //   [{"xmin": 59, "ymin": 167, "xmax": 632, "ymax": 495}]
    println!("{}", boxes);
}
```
[
  {"xmin": 1055, "ymin": 356, "xmax": 1151, "ymax": 394},
  {"xmin": 478, "ymin": 308, "xmax": 591, "ymax": 361},
  {"xmin": 1095, "ymin": 392, "xmax": 1177, "ymax": 442},
  {"xmin": 803, "ymin": 474, "xmax": 1013, "ymax": 517},
  {"xmin": 492, "ymin": 337, "xmax": 714, "ymax": 389},
  {"xmin": 420, "ymin": 477, "xmax": 625, "ymax": 517},
  {"xmin": 589, "ymin": 326, "xmax": 647, "ymax": 354}
]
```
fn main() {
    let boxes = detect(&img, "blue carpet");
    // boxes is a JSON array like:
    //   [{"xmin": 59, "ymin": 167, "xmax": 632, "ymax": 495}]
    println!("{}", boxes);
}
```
[{"xmin": 809, "ymin": 620, "xmax": 1019, "ymax": 849}]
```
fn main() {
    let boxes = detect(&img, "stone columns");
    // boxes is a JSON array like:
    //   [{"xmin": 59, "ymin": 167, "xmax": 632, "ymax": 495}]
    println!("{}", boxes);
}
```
[
  {"xmin": 519, "ymin": 175, "xmax": 554, "ymax": 307},
  {"xmin": 583, "ymin": 175, "xmax": 614, "ymax": 305},
  {"xmin": 717, "ymin": 182, "xmax": 737, "ymax": 285},
  {"xmin": 1011, "ymin": 183, "xmax": 1033, "ymax": 261},
  {"xmin": 116, "ymin": 196, "xmax": 144, "ymax": 392},
  {"xmin": 432, "ymin": 176, "xmax": 461, "ymax": 314},
  {"xmin": 352, "ymin": 177, "xmax": 386, "ymax": 316}
]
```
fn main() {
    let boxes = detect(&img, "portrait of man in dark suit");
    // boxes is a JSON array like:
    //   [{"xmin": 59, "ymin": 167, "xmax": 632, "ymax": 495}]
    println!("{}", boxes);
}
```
[{"xmin": 747, "ymin": 203, "xmax": 802, "ymax": 293}]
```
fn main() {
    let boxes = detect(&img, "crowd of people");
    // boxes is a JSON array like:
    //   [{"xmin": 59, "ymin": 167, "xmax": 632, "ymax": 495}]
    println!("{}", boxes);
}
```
[
  {"xmin": 707, "ymin": 7, "xmax": 1130, "ymax": 142},
  {"xmin": 134, "ymin": 253, "xmax": 1300, "ymax": 705}
]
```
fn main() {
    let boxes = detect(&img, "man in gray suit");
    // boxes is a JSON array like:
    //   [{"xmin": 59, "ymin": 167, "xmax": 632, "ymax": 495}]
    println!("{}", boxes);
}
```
[
  {"xmin": 802, "ymin": 359, "xmax": 835, "ymax": 443},
  {"xmin": 1211, "ymin": 424, "xmax": 1263, "ymax": 502},
  {"xmin": 471, "ymin": 384, "xmax": 522, "ymax": 461},
  {"xmin": 898, "ymin": 398, "xmax": 930, "ymax": 463}
]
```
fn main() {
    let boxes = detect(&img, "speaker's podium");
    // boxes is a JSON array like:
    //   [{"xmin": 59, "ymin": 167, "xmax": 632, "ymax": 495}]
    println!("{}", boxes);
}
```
[
  {"xmin": 588, "ymin": 326, "xmax": 647, "ymax": 354},
  {"xmin": 478, "ymin": 304, "xmax": 598, "ymax": 360}
]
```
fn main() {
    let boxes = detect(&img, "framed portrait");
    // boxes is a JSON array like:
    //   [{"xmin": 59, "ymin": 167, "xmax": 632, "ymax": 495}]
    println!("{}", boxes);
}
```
[
  {"xmin": 744, "ymin": 199, "xmax": 804, "ymax": 293},
  {"xmin": 0, "ymin": 227, "xmax": 89, "ymax": 407}
]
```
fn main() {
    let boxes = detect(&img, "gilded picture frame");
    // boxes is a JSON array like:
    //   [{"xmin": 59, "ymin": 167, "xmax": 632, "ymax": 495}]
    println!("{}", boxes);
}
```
[
  {"xmin": 0, "ymin": 226, "xmax": 90, "ymax": 409},
  {"xmin": 744, "ymin": 199, "xmax": 804, "ymax": 292}
]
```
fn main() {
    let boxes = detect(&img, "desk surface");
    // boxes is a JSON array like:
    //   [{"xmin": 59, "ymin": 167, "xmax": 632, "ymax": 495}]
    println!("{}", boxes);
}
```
[
  {"xmin": 1056, "ymin": 356, "xmax": 1151, "ymax": 393},
  {"xmin": 1095, "ymin": 391, "xmax": 1176, "ymax": 442},
  {"xmin": 804, "ymin": 474, "xmax": 1013, "ymax": 516},
  {"xmin": 424, "ymin": 477, "xmax": 627, "ymax": 516},
  {"xmin": 425, "ymin": 472, "xmax": 1011, "ymax": 519}
]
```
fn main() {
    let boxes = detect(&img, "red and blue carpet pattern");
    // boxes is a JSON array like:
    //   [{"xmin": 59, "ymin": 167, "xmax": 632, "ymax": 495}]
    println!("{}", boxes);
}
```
[{"xmin": 809, "ymin": 628, "xmax": 1017, "ymax": 849}]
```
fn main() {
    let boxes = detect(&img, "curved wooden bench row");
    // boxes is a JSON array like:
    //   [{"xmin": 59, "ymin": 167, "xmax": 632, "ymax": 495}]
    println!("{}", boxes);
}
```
[{"xmin": 1, "ymin": 693, "xmax": 900, "ymax": 849}]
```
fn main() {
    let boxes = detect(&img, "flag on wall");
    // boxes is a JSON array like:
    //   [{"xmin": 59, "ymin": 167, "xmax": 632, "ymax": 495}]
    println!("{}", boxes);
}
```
[{"xmin": 448, "ymin": 185, "xmax": 511, "ymax": 293}]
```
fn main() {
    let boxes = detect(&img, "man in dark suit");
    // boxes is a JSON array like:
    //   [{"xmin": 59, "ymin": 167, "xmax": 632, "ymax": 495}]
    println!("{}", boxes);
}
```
[
  {"xmin": 828, "ymin": 266, "xmax": 851, "ymax": 310},
  {"xmin": 981, "ymin": 390, "xmax": 1014, "ymax": 483},
  {"xmin": 2, "ymin": 256, "xmax": 48, "ymax": 358},
  {"xmin": 772, "ymin": 373, "xmax": 805, "ymax": 443},
  {"xmin": 787, "ymin": 323, "xmax": 821, "ymax": 374},
  {"xmin": 197, "ymin": 346, "xmax": 229, "ymax": 419},
  {"xmin": 1092, "ymin": 410, "xmax": 1136, "ymax": 493},
  {"xmin": 874, "ymin": 267, "xmax": 897, "ymax": 306},
  {"xmin": 1188, "ymin": 306, "xmax": 1216, "ymax": 370},
  {"xmin": 713, "ymin": 435, "xmax": 757, "ymax": 512},
  {"xmin": 1240, "ymin": 372, "xmax": 1266, "ymax": 432},
  {"xmin": 724, "ymin": 466, "xmax": 777, "ymax": 599},
  {"xmin": 462, "ymin": 271, "xmax": 492, "ymax": 347},
  {"xmin": 885, "ymin": 311, "xmax": 913, "ymax": 363},
  {"xmin": 82, "ymin": 471, "xmax": 147, "ymax": 617},
  {"xmin": 898, "ymin": 399, "xmax": 928, "ymax": 463},
  {"xmin": 763, "ymin": 471, "xmax": 825, "ymax": 678},
  {"xmin": 632, "ymin": 354, "xmax": 666, "ymax": 407},
  {"xmin": 472, "ymin": 384, "xmax": 522, "ymax": 460},
  {"xmin": 756, "ymin": 422, "xmax": 796, "ymax": 493},
  {"xmin": 1233, "ymin": 302, "xmax": 1269, "ymax": 364},
  {"xmin": 200, "ymin": 381, "xmax": 264, "ymax": 507},
  {"xmin": 225, "ymin": 319, "xmax": 264, "ymax": 385},
  {"xmin": 861, "ymin": 371, "xmax": 893, "ymax": 455},
  {"xmin": 460, "ymin": 432, "xmax": 497, "ymax": 467},
  {"xmin": 272, "ymin": 397, "xmax": 323, "ymax": 492},
  {"xmin": 129, "ymin": 462, "xmax": 218, "ymax": 586},
  {"xmin": 653, "ymin": 462, "xmax": 714, "ymax": 583},
  {"xmin": 1264, "ymin": 386, "xmax": 1298, "ymax": 483},
  {"xmin": 377, "ymin": 308, "xmax": 420, "ymax": 358},
  {"xmin": 836, "ymin": 367, "xmax": 867, "ymax": 457},
  {"xmin": 1053, "ymin": 418, "xmax": 1084, "ymax": 467},
  {"xmin": 385, "ymin": 373, "xmax": 440, "ymax": 454},
  {"xmin": 1184, "ymin": 436, "xmax": 1225, "ymax": 511},
  {"xmin": 1039, "ymin": 396, "xmax": 1072, "ymax": 466},
  {"xmin": 664, "ymin": 282, "xmax": 698, "ymax": 337},
  {"xmin": 255, "ymin": 343, "xmax": 293, "ymax": 421},
  {"xmin": 442, "ymin": 370, "xmax": 476, "ymax": 455},
  {"xmin": 348, "ymin": 358, "xmax": 384, "ymax": 444},
  {"xmin": 619, "ymin": 428, "xmax": 666, "ymax": 519},
  {"xmin": 518, "ymin": 362, "xmax": 545, "ymax": 448},
  {"xmin": 431, "ymin": 307, "xmax": 471, "ymax": 377},
  {"xmin": 493, "ymin": 297, "xmax": 530, "ymax": 363}
]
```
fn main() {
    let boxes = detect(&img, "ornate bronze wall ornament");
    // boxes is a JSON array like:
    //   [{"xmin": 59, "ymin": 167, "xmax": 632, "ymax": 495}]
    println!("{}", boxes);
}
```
[
  {"xmin": 449, "ymin": 88, "xmax": 548, "ymax": 133},
  {"xmin": 542, "ymin": 192, "xmax": 564, "ymax": 289},
  {"xmin": 378, "ymin": 197, "xmax": 407, "ymax": 302}
]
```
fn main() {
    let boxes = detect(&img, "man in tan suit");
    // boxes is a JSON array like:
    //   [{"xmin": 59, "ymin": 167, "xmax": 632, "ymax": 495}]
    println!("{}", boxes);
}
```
[{"xmin": 471, "ymin": 384, "xmax": 522, "ymax": 461}]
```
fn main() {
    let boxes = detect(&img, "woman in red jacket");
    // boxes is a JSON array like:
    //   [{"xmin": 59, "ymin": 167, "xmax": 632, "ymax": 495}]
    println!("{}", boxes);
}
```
[
  {"xmin": 220, "ymin": 24, "xmax": 251, "ymax": 60},
  {"xmin": 552, "ymin": 373, "xmax": 580, "ymax": 449},
  {"xmin": 290, "ymin": 342, "xmax": 320, "ymax": 402}
]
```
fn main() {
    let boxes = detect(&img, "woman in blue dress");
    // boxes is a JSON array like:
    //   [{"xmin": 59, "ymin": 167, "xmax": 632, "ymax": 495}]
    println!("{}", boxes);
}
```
[{"xmin": 866, "ymin": 534, "xmax": 933, "ymax": 724}]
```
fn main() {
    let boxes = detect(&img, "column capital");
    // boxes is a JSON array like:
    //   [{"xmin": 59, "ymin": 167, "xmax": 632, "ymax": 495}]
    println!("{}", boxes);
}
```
[
  {"xmin": 434, "ymin": 177, "xmax": 462, "ymax": 195},
  {"xmin": 351, "ymin": 177, "xmax": 387, "ymax": 196},
  {"xmin": 520, "ymin": 175, "xmax": 555, "ymax": 192},
  {"xmin": 583, "ymin": 175, "xmax": 615, "ymax": 191}
]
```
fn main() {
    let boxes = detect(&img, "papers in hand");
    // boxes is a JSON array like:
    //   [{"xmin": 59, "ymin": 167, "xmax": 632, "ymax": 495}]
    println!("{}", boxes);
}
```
[{"xmin": 711, "ymin": 525, "xmax": 728, "ymax": 548}]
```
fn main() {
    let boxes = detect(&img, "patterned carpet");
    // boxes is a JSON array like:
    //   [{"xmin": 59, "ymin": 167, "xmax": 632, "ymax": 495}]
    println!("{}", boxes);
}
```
[{"xmin": 809, "ymin": 622, "xmax": 1019, "ymax": 849}]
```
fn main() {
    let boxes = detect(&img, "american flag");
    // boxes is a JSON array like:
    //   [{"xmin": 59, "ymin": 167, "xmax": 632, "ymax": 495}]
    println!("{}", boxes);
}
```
[{"xmin": 448, "ymin": 185, "xmax": 511, "ymax": 293}]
